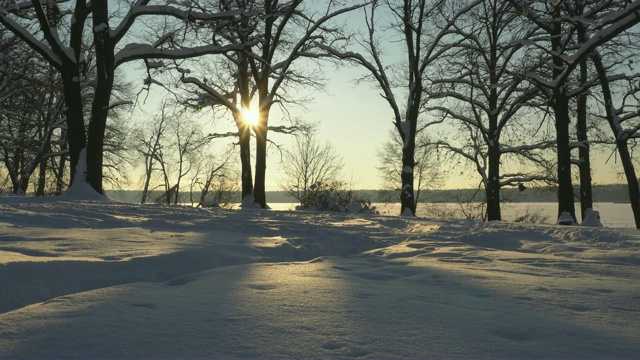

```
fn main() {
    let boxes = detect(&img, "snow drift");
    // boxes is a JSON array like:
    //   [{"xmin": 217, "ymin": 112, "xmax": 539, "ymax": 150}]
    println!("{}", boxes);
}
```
[{"xmin": 0, "ymin": 196, "xmax": 639, "ymax": 358}]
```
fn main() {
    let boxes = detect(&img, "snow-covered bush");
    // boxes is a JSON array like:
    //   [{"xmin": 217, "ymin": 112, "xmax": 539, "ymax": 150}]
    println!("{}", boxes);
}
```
[{"xmin": 297, "ymin": 182, "xmax": 377, "ymax": 214}]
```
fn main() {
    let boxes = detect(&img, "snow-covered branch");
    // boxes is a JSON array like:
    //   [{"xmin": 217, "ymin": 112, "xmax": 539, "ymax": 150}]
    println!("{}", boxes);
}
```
[
  {"xmin": 115, "ymin": 42, "xmax": 254, "ymax": 67},
  {"xmin": 499, "ymin": 175, "xmax": 554, "ymax": 187},
  {"xmin": 500, "ymin": 141, "xmax": 555, "ymax": 154},
  {"xmin": 0, "ymin": 13, "xmax": 62, "ymax": 68}
]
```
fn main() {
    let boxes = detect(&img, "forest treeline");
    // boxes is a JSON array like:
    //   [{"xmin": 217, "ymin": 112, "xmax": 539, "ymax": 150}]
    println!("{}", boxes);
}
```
[
  {"xmin": 108, "ymin": 184, "xmax": 632, "ymax": 206},
  {"xmin": 1, "ymin": 1, "xmax": 640, "ymax": 227}
]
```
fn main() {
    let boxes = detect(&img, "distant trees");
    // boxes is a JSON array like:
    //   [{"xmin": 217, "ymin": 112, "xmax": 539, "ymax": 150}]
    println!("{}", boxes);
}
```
[
  {"xmin": 280, "ymin": 130, "xmax": 344, "ymax": 206},
  {"xmin": 0, "ymin": 30, "xmax": 64, "ymax": 195},
  {"xmin": 133, "ymin": 101, "xmax": 234, "ymax": 206},
  {"xmin": 190, "ymin": 152, "xmax": 238, "ymax": 208}
]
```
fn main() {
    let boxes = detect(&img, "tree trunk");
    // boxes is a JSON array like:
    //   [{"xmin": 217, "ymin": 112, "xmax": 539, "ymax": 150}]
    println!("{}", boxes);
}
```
[
  {"xmin": 616, "ymin": 141, "xmax": 640, "ymax": 228},
  {"xmin": 140, "ymin": 155, "xmax": 153, "ymax": 204},
  {"xmin": 237, "ymin": 51, "xmax": 254, "ymax": 200},
  {"xmin": 86, "ymin": 1, "xmax": 115, "ymax": 195},
  {"xmin": 16, "ymin": 172, "xmax": 30, "ymax": 195},
  {"xmin": 576, "ymin": 20, "xmax": 592, "ymax": 222},
  {"xmin": 54, "ymin": 151, "xmax": 67, "ymax": 196},
  {"xmin": 239, "ymin": 123, "xmax": 253, "ymax": 199},
  {"xmin": 553, "ymin": 92, "xmax": 576, "ymax": 224},
  {"xmin": 576, "ymin": 59, "xmax": 592, "ymax": 222},
  {"xmin": 61, "ymin": 62, "xmax": 86, "ymax": 187},
  {"xmin": 486, "ymin": 144, "xmax": 501, "ymax": 221},
  {"xmin": 400, "ymin": 141, "xmax": 416, "ymax": 216},
  {"xmin": 5, "ymin": 154, "xmax": 20, "ymax": 195},
  {"xmin": 592, "ymin": 51, "xmax": 640, "ymax": 228},
  {"xmin": 253, "ymin": 113, "xmax": 268, "ymax": 209},
  {"xmin": 551, "ymin": 19, "xmax": 576, "ymax": 224},
  {"xmin": 36, "ymin": 158, "xmax": 47, "ymax": 196},
  {"xmin": 398, "ymin": 82, "xmax": 421, "ymax": 216}
]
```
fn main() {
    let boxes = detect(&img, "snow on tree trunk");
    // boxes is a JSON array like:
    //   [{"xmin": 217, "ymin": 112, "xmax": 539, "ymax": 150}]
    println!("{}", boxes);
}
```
[
  {"xmin": 61, "ymin": 147, "xmax": 106, "ymax": 200},
  {"xmin": 400, "ymin": 135, "xmax": 416, "ymax": 216},
  {"xmin": 581, "ymin": 208, "xmax": 603, "ymax": 227}
]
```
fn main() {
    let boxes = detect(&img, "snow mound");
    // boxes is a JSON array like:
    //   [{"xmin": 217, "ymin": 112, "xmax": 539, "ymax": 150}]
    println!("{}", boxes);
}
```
[
  {"xmin": 59, "ymin": 181, "xmax": 110, "ymax": 201},
  {"xmin": 556, "ymin": 211, "xmax": 576, "ymax": 225},
  {"xmin": 581, "ymin": 208, "xmax": 603, "ymax": 227},
  {"xmin": 239, "ymin": 194, "xmax": 270, "ymax": 210},
  {"xmin": 0, "ymin": 200, "xmax": 639, "ymax": 358}
]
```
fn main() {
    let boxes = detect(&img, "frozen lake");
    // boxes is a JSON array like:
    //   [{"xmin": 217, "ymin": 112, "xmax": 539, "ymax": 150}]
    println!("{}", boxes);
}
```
[{"xmin": 267, "ymin": 202, "xmax": 637, "ymax": 228}]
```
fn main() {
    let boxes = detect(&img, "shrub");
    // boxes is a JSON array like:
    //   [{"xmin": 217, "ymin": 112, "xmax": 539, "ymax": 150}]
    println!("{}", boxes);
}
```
[
  {"xmin": 298, "ymin": 182, "xmax": 378, "ymax": 214},
  {"xmin": 513, "ymin": 208, "xmax": 549, "ymax": 223}
]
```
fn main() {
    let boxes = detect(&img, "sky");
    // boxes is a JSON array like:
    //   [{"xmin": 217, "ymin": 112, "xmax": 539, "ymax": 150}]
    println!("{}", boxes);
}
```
[
  {"xmin": 127, "ymin": 59, "xmax": 626, "ymax": 193},
  {"xmin": 121, "ymin": 3, "xmax": 630, "ymax": 193}
]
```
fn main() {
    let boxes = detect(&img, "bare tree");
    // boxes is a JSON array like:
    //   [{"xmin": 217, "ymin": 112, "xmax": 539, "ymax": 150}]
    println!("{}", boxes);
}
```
[
  {"xmin": 279, "ymin": 129, "xmax": 344, "ymax": 206},
  {"xmin": 508, "ymin": 0, "xmax": 640, "ymax": 224},
  {"xmin": 189, "ymin": 150, "xmax": 238, "ymax": 208},
  {"xmin": 425, "ymin": 0, "xmax": 553, "ymax": 221},
  {"xmin": 133, "ymin": 101, "xmax": 207, "ymax": 205},
  {"xmin": 143, "ymin": 1, "xmax": 363, "ymax": 208},
  {"xmin": 245, "ymin": 0, "xmax": 366, "ymax": 208},
  {"xmin": 319, "ymin": 0, "xmax": 481, "ymax": 215},
  {"xmin": 0, "ymin": 1, "xmax": 253, "ymax": 195},
  {"xmin": 376, "ymin": 130, "xmax": 442, "ymax": 205},
  {"xmin": 170, "ymin": 111, "xmax": 208, "ymax": 204},
  {"xmin": 591, "ymin": 50, "xmax": 640, "ymax": 228},
  {"xmin": 0, "ymin": 29, "xmax": 64, "ymax": 195},
  {"xmin": 133, "ymin": 104, "xmax": 169, "ymax": 204}
]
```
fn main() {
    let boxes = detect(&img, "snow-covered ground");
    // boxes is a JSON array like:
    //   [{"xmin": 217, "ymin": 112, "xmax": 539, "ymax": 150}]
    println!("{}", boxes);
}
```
[{"xmin": 1, "ymin": 194, "xmax": 639, "ymax": 358}]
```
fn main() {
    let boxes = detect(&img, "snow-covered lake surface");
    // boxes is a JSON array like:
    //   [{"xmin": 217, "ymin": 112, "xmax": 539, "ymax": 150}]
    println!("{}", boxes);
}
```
[
  {"xmin": 270, "ymin": 202, "xmax": 637, "ymax": 228},
  {"xmin": 1, "ymin": 192, "xmax": 639, "ymax": 358}
]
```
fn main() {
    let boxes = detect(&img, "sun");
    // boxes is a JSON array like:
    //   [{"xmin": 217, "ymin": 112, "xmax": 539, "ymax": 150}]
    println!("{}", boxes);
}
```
[{"xmin": 241, "ymin": 107, "xmax": 260, "ymax": 126}]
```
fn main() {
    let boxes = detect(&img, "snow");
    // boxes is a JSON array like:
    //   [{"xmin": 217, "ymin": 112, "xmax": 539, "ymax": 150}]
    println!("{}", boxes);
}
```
[
  {"xmin": 582, "ymin": 208, "xmax": 604, "ymax": 227},
  {"xmin": 557, "ymin": 211, "xmax": 576, "ymax": 225},
  {"xmin": 0, "ymin": 197, "xmax": 639, "ymax": 358},
  {"xmin": 239, "ymin": 194, "xmax": 262, "ymax": 209},
  {"xmin": 146, "ymin": 60, "xmax": 164, "ymax": 69},
  {"xmin": 93, "ymin": 23, "xmax": 108, "ymax": 32},
  {"xmin": 520, "ymin": 38, "xmax": 537, "ymax": 46},
  {"xmin": 400, "ymin": 207, "xmax": 414, "ymax": 217}
]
